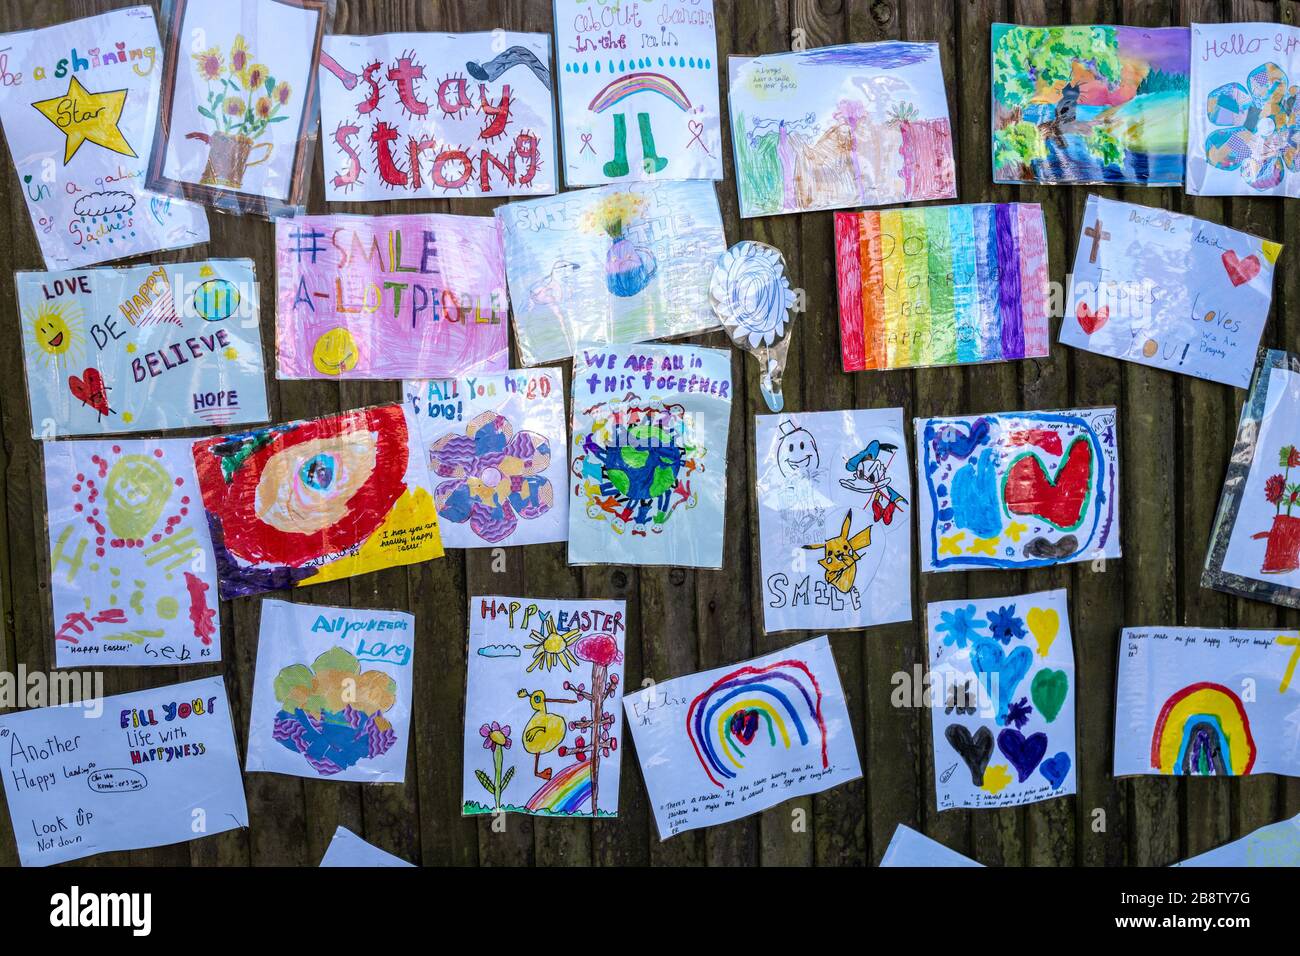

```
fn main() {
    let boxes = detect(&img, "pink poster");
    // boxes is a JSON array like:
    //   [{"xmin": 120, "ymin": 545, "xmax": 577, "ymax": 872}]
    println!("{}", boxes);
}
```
[{"xmin": 275, "ymin": 213, "xmax": 509, "ymax": 380}]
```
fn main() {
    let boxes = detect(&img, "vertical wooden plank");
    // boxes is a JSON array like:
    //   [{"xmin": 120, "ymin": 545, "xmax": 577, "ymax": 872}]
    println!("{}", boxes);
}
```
[
  {"xmin": 789, "ymin": 0, "xmax": 867, "ymax": 869},
  {"xmin": 1067, "ymin": 0, "xmax": 1128, "ymax": 871},
  {"xmin": 1223, "ymin": 0, "xmax": 1284, "ymax": 848},
  {"xmin": 861, "ymin": 0, "xmax": 933, "ymax": 865},
  {"xmin": 1010, "ymin": 0, "xmax": 1077, "ymax": 870}
]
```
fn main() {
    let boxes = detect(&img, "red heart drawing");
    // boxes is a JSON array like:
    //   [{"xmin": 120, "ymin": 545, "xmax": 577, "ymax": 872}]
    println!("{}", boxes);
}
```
[
  {"xmin": 68, "ymin": 367, "xmax": 111, "ymax": 417},
  {"xmin": 1003, "ymin": 436, "xmax": 1094, "ymax": 530},
  {"xmin": 1076, "ymin": 302, "xmax": 1109, "ymax": 335},
  {"xmin": 1222, "ymin": 250, "xmax": 1261, "ymax": 286}
]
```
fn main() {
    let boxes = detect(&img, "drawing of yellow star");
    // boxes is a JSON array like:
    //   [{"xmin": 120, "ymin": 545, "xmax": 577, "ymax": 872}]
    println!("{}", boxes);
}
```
[
  {"xmin": 981, "ymin": 765, "xmax": 1013, "ymax": 794},
  {"xmin": 1004, "ymin": 521, "xmax": 1028, "ymax": 542},
  {"xmin": 939, "ymin": 532, "xmax": 966, "ymax": 556},
  {"xmin": 32, "ymin": 76, "xmax": 136, "ymax": 164},
  {"xmin": 966, "ymin": 536, "xmax": 999, "ymax": 556},
  {"xmin": 524, "ymin": 617, "xmax": 581, "ymax": 673}
]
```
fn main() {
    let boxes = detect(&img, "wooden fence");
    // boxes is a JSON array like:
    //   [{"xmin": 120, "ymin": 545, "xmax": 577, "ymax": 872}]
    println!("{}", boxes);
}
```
[{"xmin": 0, "ymin": 0, "xmax": 1297, "ymax": 866}]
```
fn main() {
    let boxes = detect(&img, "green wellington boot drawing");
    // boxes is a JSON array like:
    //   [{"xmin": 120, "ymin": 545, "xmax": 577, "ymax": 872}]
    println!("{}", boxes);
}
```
[{"xmin": 603, "ymin": 112, "xmax": 668, "ymax": 177}]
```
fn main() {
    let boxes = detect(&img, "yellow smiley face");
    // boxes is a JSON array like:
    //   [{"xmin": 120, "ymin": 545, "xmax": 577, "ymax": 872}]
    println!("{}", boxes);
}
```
[
  {"xmin": 24, "ymin": 302, "xmax": 85, "ymax": 368},
  {"xmin": 311, "ymin": 327, "xmax": 359, "ymax": 376}
]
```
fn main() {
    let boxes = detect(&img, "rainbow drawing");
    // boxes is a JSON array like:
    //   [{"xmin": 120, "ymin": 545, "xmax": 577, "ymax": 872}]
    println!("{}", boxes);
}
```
[
  {"xmin": 834, "ymin": 203, "xmax": 1050, "ymax": 372},
  {"xmin": 1150, "ymin": 682, "xmax": 1258, "ymax": 776},
  {"xmin": 525, "ymin": 759, "xmax": 593, "ymax": 814},
  {"xmin": 588, "ymin": 72, "xmax": 693, "ymax": 113},
  {"xmin": 686, "ymin": 659, "xmax": 828, "ymax": 788}
]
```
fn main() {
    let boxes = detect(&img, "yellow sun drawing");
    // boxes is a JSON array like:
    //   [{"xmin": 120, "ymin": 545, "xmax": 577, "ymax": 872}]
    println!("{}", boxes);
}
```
[
  {"xmin": 23, "ymin": 301, "xmax": 85, "ymax": 368},
  {"xmin": 524, "ymin": 617, "xmax": 581, "ymax": 673}
]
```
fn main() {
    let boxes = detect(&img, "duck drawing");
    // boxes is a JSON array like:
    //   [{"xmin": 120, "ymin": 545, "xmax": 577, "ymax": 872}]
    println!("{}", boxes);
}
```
[{"xmin": 518, "ymin": 688, "xmax": 575, "ymax": 780}]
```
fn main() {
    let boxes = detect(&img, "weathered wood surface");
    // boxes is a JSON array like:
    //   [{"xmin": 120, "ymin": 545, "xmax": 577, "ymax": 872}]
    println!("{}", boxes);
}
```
[{"xmin": 0, "ymin": 0, "xmax": 1296, "ymax": 867}]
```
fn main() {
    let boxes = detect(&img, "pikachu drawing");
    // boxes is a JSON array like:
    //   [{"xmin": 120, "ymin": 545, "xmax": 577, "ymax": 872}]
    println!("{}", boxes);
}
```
[{"xmin": 803, "ymin": 510, "xmax": 872, "ymax": 594}]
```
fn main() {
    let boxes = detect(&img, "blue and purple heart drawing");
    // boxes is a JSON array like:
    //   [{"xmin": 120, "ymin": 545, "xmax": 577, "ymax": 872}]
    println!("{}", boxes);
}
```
[
  {"xmin": 972, "ymin": 642, "xmax": 1033, "ymax": 724},
  {"xmin": 997, "ymin": 728, "xmax": 1047, "ymax": 782},
  {"xmin": 1039, "ymin": 751, "xmax": 1071, "ymax": 789}
]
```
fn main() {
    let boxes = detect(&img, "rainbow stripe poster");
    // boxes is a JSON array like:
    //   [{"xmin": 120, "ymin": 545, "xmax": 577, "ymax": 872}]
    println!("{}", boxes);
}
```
[
  {"xmin": 623, "ymin": 635, "xmax": 861, "ymax": 839},
  {"xmin": 834, "ymin": 203, "xmax": 1050, "ymax": 372},
  {"xmin": 1114, "ymin": 627, "xmax": 1300, "ymax": 779},
  {"xmin": 462, "ymin": 596, "xmax": 627, "ymax": 819}
]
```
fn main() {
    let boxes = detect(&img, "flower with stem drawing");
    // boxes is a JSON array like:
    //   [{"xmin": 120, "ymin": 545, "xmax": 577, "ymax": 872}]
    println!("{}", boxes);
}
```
[
  {"xmin": 476, "ymin": 721, "xmax": 514, "ymax": 810},
  {"xmin": 193, "ymin": 35, "xmax": 293, "ymax": 140}
]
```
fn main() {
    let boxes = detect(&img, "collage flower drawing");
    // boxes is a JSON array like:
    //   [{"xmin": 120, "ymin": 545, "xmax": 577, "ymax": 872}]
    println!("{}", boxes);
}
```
[
  {"xmin": 1204, "ymin": 62, "xmax": 1300, "ymax": 191},
  {"xmin": 427, "ymin": 412, "xmax": 556, "ymax": 545}
]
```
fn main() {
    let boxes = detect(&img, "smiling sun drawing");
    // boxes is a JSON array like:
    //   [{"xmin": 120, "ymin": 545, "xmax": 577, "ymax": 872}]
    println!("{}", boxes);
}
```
[
  {"xmin": 524, "ymin": 617, "xmax": 581, "ymax": 673},
  {"xmin": 23, "ymin": 301, "xmax": 85, "ymax": 368}
]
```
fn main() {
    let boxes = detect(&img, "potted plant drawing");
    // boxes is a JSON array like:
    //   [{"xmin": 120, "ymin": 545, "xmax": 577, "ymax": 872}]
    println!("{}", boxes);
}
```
[
  {"xmin": 582, "ymin": 191, "xmax": 658, "ymax": 298},
  {"xmin": 474, "ymin": 721, "xmax": 514, "ymax": 810},
  {"xmin": 1255, "ymin": 444, "xmax": 1300, "ymax": 574},
  {"xmin": 189, "ymin": 35, "xmax": 293, "ymax": 188}
]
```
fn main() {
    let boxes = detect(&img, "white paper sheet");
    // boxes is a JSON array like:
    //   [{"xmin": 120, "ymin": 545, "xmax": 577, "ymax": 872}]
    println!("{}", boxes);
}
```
[
  {"xmin": 568, "ymin": 343, "xmax": 732, "ymax": 568},
  {"xmin": 246, "ymin": 599, "xmax": 414, "ymax": 782},
  {"xmin": 623, "ymin": 635, "xmax": 861, "ymax": 839},
  {"xmin": 0, "ymin": 7, "xmax": 208, "ymax": 269},
  {"xmin": 1187, "ymin": 22, "xmax": 1300, "ymax": 197},
  {"xmin": 319, "ymin": 825, "xmax": 415, "ymax": 867},
  {"xmin": 44, "ymin": 438, "xmax": 220, "ymax": 669},
  {"xmin": 1115, "ymin": 626, "xmax": 1300, "ymax": 778},
  {"xmin": 755, "ymin": 408, "xmax": 912, "ymax": 633},
  {"xmin": 319, "ymin": 31, "xmax": 557, "ymax": 201},
  {"xmin": 916, "ymin": 407, "xmax": 1122, "ymax": 572},
  {"xmin": 879, "ymin": 824, "xmax": 982, "ymax": 867},
  {"xmin": 554, "ymin": 0, "xmax": 723, "ymax": 185},
  {"xmin": 1062, "ymin": 194, "xmax": 1278, "ymax": 388},
  {"xmin": 0, "ymin": 675, "xmax": 246, "ymax": 866},
  {"xmin": 157, "ymin": 0, "xmax": 323, "ymax": 208},
  {"xmin": 462, "ymin": 596, "xmax": 626, "ymax": 819},
  {"xmin": 18, "ymin": 260, "xmax": 269, "ymax": 438},
  {"xmin": 1221, "ymin": 366, "xmax": 1300, "ymax": 591},
  {"xmin": 928, "ymin": 589, "xmax": 1076, "ymax": 810},
  {"xmin": 1174, "ymin": 814, "xmax": 1300, "ymax": 866},
  {"xmin": 404, "ymin": 370, "xmax": 568, "ymax": 549},
  {"xmin": 496, "ymin": 181, "xmax": 726, "ymax": 366}
]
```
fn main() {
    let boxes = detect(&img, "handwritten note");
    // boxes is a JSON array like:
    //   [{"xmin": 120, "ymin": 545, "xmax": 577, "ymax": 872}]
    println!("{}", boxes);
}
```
[
  {"xmin": 0, "ymin": 676, "xmax": 246, "ymax": 866},
  {"xmin": 1063, "ymin": 194, "xmax": 1278, "ymax": 387}
]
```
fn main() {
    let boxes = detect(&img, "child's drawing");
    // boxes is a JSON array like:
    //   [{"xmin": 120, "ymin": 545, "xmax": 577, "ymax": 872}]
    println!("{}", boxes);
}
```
[
  {"xmin": 1205, "ymin": 351, "xmax": 1300, "ymax": 608},
  {"xmin": 554, "ymin": 0, "xmax": 722, "ymax": 185},
  {"xmin": 928, "ymin": 589, "xmax": 1076, "ymax": 811},
  {"xmin": 757, "ymin": 409, "xmax": 912, "ymax": 633},
  {"xmin": 991, "ymin": 23, "xmax": 1189, "ymax": 185},
  {"xmin": 44, "ymin": 438, "xmax": 220, "ymax": 668},
  {"xmin": 1188, "ymin": 22, "xmax": 1300, "ymax": 197},
  {"xmin": 463, "ymin": 597, "xmax": 626, "ymax": 818},
  {"xmin": 729, "ymin": 42, "xmax": 956, "ymax": 218},
  {"xmin": 1115, "ymin": 627, "xmax": 1300, "ymax": 779},
  {"xmin": 246, "ymin": 599, "xmax": 414, "ymax": 783},
  {"xmin": 623, "ymin": 635, "xmax": 861, "ymax": 839},
  {"xmin": 916, "ymin": 408, "xmax": 1122, "ymax": 572}
]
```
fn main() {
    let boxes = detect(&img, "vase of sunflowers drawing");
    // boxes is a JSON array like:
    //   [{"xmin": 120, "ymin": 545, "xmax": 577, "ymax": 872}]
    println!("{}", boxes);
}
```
[
  {"xmin": 188, "ymin": 36, "xmax": 292, "ymax": 188},
  {"xmin": 582, "ymin": 191, "xmax": 658, "ymax": 298}
]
